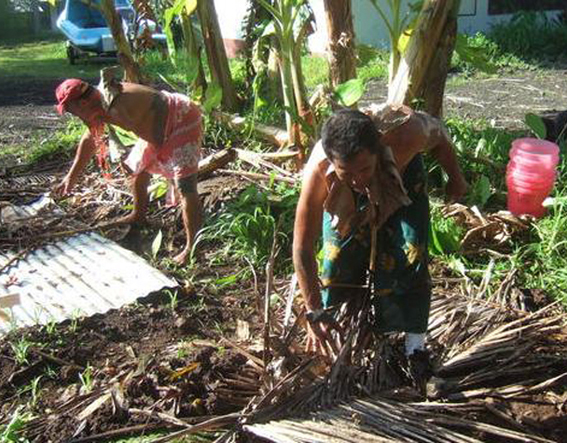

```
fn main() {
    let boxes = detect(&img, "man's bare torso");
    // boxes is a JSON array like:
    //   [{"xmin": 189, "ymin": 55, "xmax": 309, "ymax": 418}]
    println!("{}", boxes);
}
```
[{"xmin": 105, "ymin": 83, "xmax": 169, "ymax": 146}]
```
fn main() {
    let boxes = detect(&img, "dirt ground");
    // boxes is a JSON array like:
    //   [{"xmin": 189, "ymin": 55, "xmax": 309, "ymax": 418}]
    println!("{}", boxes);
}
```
[
  {"xmin": 363, "ymin": 67, "xmax": 567, "ymax": 129},
  {"xmin": 1, "ymin": 69, "xmax": 567, "ymax": 442},
  {"xmin": 2, "ymin": 68, "xmax": 567, "ymax": 149}
]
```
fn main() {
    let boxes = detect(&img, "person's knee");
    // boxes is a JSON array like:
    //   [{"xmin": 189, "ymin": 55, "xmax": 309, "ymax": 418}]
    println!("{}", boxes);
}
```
[{"xmin": 176, "ymin": 174, "xmax": 198, "ymax": 196}]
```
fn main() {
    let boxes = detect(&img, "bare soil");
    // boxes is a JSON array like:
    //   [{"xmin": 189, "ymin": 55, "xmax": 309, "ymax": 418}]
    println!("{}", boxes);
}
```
[
  {"xmin": 1, "ymin": 70, "xmax": 567, "ymax": 441},
  {"xmin": 363, "ymin": 68, "xmax": 567, "ymax": 129}
]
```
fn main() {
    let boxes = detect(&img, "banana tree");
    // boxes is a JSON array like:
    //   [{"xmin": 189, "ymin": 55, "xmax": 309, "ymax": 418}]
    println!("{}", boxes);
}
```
[
  {"xmin": 323, "ymin": 0, "xmax": 357, "ymax": 87},
  {"xmin": 388, "ymin": 0, "xmax": 460, "ymax": 117},
  {"xmin": 257, "ymin": 0, "xmax": 315, "ymax": 160},
  {"xmin": 367, "ymin": 0, "xmax": 421, "ymax": 84},
  {"xmin": 162, "ymin": 0, "xmax": 206, "ymax": 91}
]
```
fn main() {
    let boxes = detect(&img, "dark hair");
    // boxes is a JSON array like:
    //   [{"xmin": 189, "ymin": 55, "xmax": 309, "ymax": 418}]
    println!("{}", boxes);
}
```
[{"xmin": 321, "ymin": 109, "xmax": 381, "ymax": 161}]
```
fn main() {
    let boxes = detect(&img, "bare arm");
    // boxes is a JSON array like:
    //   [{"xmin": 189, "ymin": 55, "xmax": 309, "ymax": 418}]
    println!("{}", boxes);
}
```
[
  {"xmin": 294, "ymin": 165, "xmax": 345, "ymax": 357},
  {"xmin": 293, "ymin": 166, "xmax": 327, "ymax": 311},
  {"xmin": 421, "ymin": 117, "xmax": 468, "ymax": 202},
  {"xmin": 54, "ymin": 130, "xmax": 97, "ymax": 196}
]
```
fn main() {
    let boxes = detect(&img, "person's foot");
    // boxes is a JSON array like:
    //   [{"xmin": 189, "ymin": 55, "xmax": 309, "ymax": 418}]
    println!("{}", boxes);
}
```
[
  {"xmin": 114, "ymin": 212, "xmax": 147, "ymax": 226},
  {"xmin": 407, "ymin": 349, "xmax": 433, "ymax": 395},
  {"xmin": 173, "ymin": 246, "xmax": 191, "ymax": 265}
]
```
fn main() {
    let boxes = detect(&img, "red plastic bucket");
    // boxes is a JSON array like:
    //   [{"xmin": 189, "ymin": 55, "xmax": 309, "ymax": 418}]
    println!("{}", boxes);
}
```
[
  {"xmin": 507, "ymin": 189, "xmax": 547, "ymax": 218},
  {"xmin": 506, "ymin": 138, "xmax": 560, "ymax": 217}
]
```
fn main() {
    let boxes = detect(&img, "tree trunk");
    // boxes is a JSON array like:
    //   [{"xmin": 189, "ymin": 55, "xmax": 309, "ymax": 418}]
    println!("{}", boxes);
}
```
[
  {"xmin": 100, "ymin": 0, "xmax": 143, "ymax": 83},
  {"xmin": 31, "ymin": 0, "xmax": 40, "ymax": 34},
  {"xmin": 323, "ymin": 0, "xmax": 357, "ymax": 87},
  {"xmin": 419, "ymin": 1, "xmax": 459, "ymax": 117},
  {"xmin": 197, "ymin": 0, "xmax": 239, "ymax": 112},
  {"xmin": 387, "ymin": 0, "xmax": 460, "ymax": 117}
]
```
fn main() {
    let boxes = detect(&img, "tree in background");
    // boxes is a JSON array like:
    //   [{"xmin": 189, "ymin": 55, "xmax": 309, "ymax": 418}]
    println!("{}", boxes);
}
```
[
  {"xmin": 323, "ymin": 0, "xmax": 357, "ymax": 88},
  {"xmin": 258, "ymin": 0, "xmax": 315, "ymax": 160},
  {"xmin": 196, "ymin": 0, "xmax": 239, "ymax": 112},
  {"xmin": 162, "ymin": 0, "xmax": 207, "ymax": 92},
  {"xmin": 368, "ymin": 0, "xmax": 420, "ymax": 85},
  {"xmin": 388, "ymin": 0, "xmax": 460, "ymax": 117},
  {"xmin": 100, "ymin": 0, "xmax": 143, "ymax": 83}
]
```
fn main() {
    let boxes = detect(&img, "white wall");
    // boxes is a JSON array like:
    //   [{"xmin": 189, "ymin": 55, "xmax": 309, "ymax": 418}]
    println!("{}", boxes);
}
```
[
  {"xmin": 308, "ymin": 0, "xmax": 562, "ymax": 53},
  {"xmin": 212, "ymin": 0, "xmax": 562, "ymax": 54},
  {"xmin": 213, "ymin": 0, "xmax": 249, "ymax": 40}
]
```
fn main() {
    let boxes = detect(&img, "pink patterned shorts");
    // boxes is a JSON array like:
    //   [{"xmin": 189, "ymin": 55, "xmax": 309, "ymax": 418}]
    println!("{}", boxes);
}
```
[{"xmin": 125, "ymin": 91, "xmax": 202, "ymax": 180}]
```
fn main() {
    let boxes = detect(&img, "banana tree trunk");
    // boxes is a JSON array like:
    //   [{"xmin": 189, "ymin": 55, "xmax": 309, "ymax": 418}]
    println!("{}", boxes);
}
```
[
  {"xmin": 180, "ymin": 12, "xmax": 207, "ymax": 91},
  {"xmin": 291, "ymin": 18, "xmax": 315, "ymax": 159},
  {"xmin": 418, "ymin": 1, "xmax": 459, "ymax": 117},
  {"xmin": 100, "ymin": 0, "xmax": 143, "ymax": 83},
  {"xmin": 323, "ymin": 0, "xmax": 357, "ymax": 87},
  {"xmin": 387, "ymin": 0, "xmax": 460, "ymax": 117},
  {"xmin": 197, "ymin": 0, "xmax": 239, "ymax": 112},
  {"xmin": 277, "ymin": 50, "xmax": 296, "ymax": 138}
]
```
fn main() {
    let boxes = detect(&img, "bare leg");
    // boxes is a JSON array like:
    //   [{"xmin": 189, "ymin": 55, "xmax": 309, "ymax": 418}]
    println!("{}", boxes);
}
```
[
  {"xmin": 116, "ymin": 171, "xmax": 151, "ymax": 225},
  {"xmin": 173, "ymin": 175, "xmax": 202, "ymax": 264}
]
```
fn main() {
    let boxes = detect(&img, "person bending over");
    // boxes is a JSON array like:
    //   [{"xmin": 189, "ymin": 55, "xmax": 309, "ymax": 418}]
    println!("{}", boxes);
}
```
[
  {"xmin": 293, "ymin": 105, "xmax": 467, "ymax": 359},
  {"xmin": 54, "ymin": 72, "xmax": 202, "ymax": 264}
]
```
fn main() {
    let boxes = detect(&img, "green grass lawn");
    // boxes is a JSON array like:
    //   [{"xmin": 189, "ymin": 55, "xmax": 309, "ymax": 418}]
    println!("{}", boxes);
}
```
[{"xmin": 0, "ymin": 37, "xmax": 106, "ymax": 80}]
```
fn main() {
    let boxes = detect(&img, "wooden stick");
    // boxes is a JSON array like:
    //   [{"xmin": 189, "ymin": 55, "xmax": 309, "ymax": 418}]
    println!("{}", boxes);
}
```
[
  {"xmin": 220, "ymin": 337, "xmax": 264, "ymax": 370},
  {"xmin": 0, "ymin": 248, "xmax": 30, "ymax": 274},
  {"xmin": 197, "ymin": 148, "xmax": 237, "ymax": 179},
  {"xmin": 263, "ymin": 220, "xmax": 279, "ymax": 367},
  {"xmin": 217, "ymin": 169, "xmax": 297, "ymax": 184},
  {"xmin": 30, "ymin": 348, "xmax": 84, "ymax": 370},
  {"xmin": 150, "ymin": 412, "xmax": 241, "ymax": 443},
  {"xmin": 67, "ymin": 423, "xmax": 174, "ymax": 443},
  {"xmin": 129, "ymin": 408, "xmax": 190, "ymax": 428}
]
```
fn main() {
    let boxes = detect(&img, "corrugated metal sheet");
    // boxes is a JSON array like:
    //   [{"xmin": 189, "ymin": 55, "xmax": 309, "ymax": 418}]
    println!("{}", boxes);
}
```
[
  {"xmin": 0, "ymin": 194, "xmax": 57, "ymax": 226},
  {"xmin": 0, "ymin": 232, "xmax": 177, "ymax": 334}
]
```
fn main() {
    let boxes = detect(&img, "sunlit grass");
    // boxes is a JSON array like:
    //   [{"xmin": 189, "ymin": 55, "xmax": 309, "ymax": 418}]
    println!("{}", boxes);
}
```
[
  {"xmin": 0, "ymin": 38, "xmax": 102, "ymax": 79},
  {"xmin": 0, "ymin": 119, "xmax": 83, "ymax": 166}
]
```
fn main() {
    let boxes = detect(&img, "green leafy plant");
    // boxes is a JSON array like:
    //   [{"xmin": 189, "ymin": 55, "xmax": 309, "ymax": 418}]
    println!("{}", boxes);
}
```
[
  {"xmin": 202, "ymin": 184, "xmax": 298, "ymax": 269},
  {"xmin": 334, "ymin": 78, "xmax": 366, "ymax": 107},
  {"xmin": 0, "ymin": 407, "xmax": 32, "ymax": 443},
  {"xmin": 165, "ymin": 289, "xmax": 179, "ymax": 312},
  {"xmin": 452, "ymin": 33, "xmax": 498, "ymax": 74},
  {"xmin": 44, "ymin": 317, "xmax": 57, "ymax": 336},
  {"xmin": 10, "ymin": 337, "xmax": 32, "ymax": 366},
  {"xmin": 29, "ymin": 376, "xmax": 42, "ymax": 408},
  {"xmin": 366, "ymin": 0, "xmax": 423, "ymax": 82},
  {"xmin": 79, "ymin": 364, "xmax": 94, "ymax": 393},
  {"xmin": 69, "ymin": 309, "xmax": 81, "ymax": 334},
  {"xmin": 489, "ymin": 11, "xmax": 567, "ymax": 64},
  {"xmin": 257, "ymin": 0, "xmax": 315, "ymax": 148},
  {"xmin": 467, "ymin": 174, "xmax": 493, "ymax": 208},
  {"xmin": 429, "ymin": 205, "xmax": 463, "ymax": 256},
  {"xmin": 525, "ymin": 113, "xmax": 547, "ymax": 139}
]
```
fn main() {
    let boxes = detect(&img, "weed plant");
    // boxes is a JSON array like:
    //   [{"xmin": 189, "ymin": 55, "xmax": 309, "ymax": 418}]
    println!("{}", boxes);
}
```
[
  {"xmin": 0, "ymin": 407, "xmax": 32, "ymax": 443},
  {"xmin": 10, "ymin": 337, "xmax": 31, "ymax": 366},
  {"xmin": 201, "ymin": 183, "xmax": 299, "ymax": 271},
  {"xmin": 429, "ymin": 203, "xmax": 464, "ymax": 257},
  {"xmin": 429, "ymin": 117, "xmax": 525, "ymax": 209},
  {"xmin": 451, "ymin": 32, "xmax": 528, "ymax": 75},
  {"xmin": 489, "ymin": 11, "xmax": 567, "ymax": 65}
]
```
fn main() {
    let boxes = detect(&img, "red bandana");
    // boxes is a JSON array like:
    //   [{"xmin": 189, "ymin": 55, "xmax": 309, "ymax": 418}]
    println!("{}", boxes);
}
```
[{"xmin": 55, "ymin": 79, "xmax": 89, "ymax": 115}]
